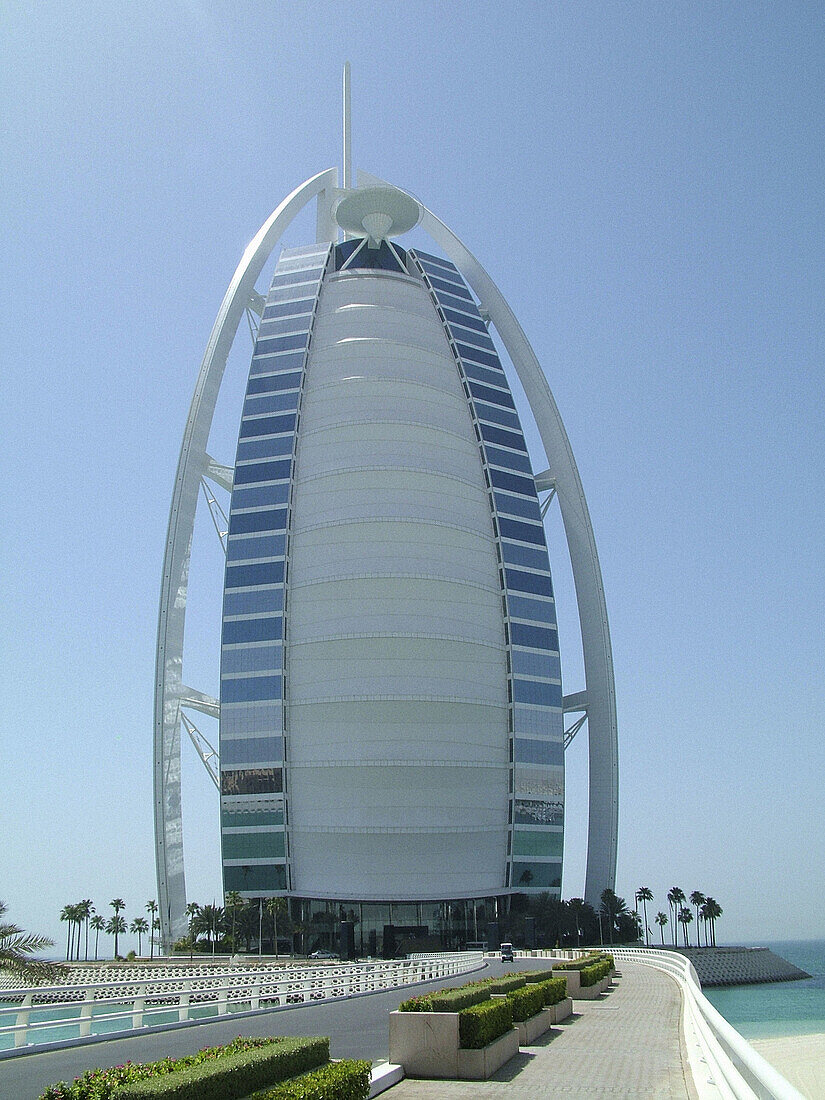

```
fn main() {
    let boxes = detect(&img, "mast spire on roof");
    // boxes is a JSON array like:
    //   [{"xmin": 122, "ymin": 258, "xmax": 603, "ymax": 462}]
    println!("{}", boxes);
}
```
[{"xmin": 343, "ymin": 61, "xmax": 353, "ymax": 191}]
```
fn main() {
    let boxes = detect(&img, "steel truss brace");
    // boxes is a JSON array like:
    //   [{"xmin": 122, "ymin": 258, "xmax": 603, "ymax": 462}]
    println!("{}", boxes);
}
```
[
  {"xmin": 180, "ymin": 710, "xmax": 220, "ymax": 790},
  {"xmin": 200, "ymin": 477, "xmax": 229, "ymax": 554},
  {"xmin": 176, "ymin": 684, "xmax": 220, "ymax": 719},
  {"xmin": 204, "ymin": 455, "xmax": 233, "ymax": 492},
  {"xmin": 534, "ymin": 468, "xmax": 557, "ymax": 517},
  {"xmin": 562, "ymin": 691, "xmax": 589, "ymax": 749}
]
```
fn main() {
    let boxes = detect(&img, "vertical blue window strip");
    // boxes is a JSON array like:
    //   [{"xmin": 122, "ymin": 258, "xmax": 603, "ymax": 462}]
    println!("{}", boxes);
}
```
[
  {"xmin": 411, "ymin": 248, "xmax": 564, "ymax": 892},
  {"xmin": 220, "ymin": 242, "xmax": 331, "ymax": 895}
]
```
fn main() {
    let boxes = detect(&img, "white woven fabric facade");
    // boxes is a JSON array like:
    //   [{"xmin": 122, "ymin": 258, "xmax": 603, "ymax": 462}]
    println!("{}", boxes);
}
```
[{"xmin": 286, "ymin": 269, "xmax": 510, "ymax": 899}]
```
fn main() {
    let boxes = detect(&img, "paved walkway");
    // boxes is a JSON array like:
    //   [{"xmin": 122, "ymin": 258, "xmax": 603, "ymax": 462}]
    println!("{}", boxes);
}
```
[{"xmin": 388, "ymin": 962, "xmax": 697, "ymax": 1099}]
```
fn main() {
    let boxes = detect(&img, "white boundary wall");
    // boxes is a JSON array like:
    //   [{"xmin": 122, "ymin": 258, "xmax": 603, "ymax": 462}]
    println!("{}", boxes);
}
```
[{"xmin": 0, "ymin": 953, "xmax": 483, "ymax": 1056}]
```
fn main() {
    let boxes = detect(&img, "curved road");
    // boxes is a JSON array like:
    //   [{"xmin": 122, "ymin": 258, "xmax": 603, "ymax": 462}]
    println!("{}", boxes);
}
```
[{"xmin": 0, "ymin": 960, "xmax": 693, "ymax": 1099}]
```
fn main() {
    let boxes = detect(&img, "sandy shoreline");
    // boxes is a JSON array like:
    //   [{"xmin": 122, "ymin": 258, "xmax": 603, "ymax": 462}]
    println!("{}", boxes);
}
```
[{"xmin": 749, "ymin": 1032, "xmax": 825, "ymax": 1099}]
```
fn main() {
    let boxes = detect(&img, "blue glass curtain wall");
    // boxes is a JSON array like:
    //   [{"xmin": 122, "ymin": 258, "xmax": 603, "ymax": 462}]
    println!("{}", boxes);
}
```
[
  {"xmin": 219, "ymin": 242, "xmax": 331, "ymax": 897},
  {"xmin": 411, "ymin": 249, "xmax": 564, "ymax": 894}
]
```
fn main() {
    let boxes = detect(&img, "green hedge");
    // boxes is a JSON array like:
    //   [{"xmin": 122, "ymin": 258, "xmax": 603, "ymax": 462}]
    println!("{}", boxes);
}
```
[
  {"xmin": 39, "ymin": 1038, "xmax": 284, "ymax": 1100},
  {"xmin": 531, "ymin": 977, "xmax": 567, "ymax": 1006},
  {"xmin": 580, "ymin": 959, "xmax": 611, "ymax": 988},
  {"xmin": 397, "ymin": 984, "xmax": 489, "ymax": 1013},
  {"xmin": 505, "ymin": 984, "xmax": 546, "ymax": 1023},
  {"xmin": 113, "ymin": 1038, "xmax": 330, "ymax": 1100},
  {"xmin": 551, "ymin": 952, "xmax": 603, "ymax": 972},
  {"xmin": 470, "ymin": 973, "xmax": 527, "ymax": 995},
  {"xmin": 458, "ymin": 999, "xmax": 513, "ymax": 1050},
  {"xmin": 519, "ymin": 968, "xmax": 556, "ymax": 984},
  {"xmin": 248, "ymin": 1060, "xmax": 371, "ymax": 1100}
]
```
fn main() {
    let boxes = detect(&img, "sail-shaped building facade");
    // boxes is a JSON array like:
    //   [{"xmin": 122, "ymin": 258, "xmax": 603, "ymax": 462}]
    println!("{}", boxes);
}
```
[{"xmin": 154, "ymin": 141, "xmax": 618, "ymax": 952}]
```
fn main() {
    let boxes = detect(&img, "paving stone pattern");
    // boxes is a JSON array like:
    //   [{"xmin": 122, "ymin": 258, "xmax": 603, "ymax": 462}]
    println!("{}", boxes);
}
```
[{"xmin": 388, "ymin": 962, "xmax": 696, "ymax": 1099}]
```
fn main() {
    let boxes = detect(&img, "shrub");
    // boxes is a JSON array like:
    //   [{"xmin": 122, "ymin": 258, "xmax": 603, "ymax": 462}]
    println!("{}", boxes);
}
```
[
  {"xmin": 39, "ymin": 1037, "xmax": 282, "ymax": 1100},
  {"xmin": 113, "ymin": 1037, "xmax": 330, "ymax": 1100},
  {"xmin": 459, "ymin": 998, "xmax": 513, "ymax": 1049},
  {"xmin": 580, "ymin": 960, "xmax": 611, "ymax": 987},
  {"xmin": 469, "ymin": 974, "xmax": 526, "ymax": 995},
  {"xmin": 531, "ymin": 977, "xmax": 567, "ymax": 1006},
  {"xmin": 506, "ymin": 984, "xmax": 545, "ymax": 1022},
  {"xmin": 248, "ymin": 1060, "xmax": 371, "ymax": 1100},
  {"xmin": 551, "ymin": 952, "xmax": 602, "ymax": 972},
  {"xmin": 398, "ymin": 985, "xmax": 489, "ymax": 1013},
  {"xmin": 519, "ymin": 968, "xmax": 556, "ymax": 984}
]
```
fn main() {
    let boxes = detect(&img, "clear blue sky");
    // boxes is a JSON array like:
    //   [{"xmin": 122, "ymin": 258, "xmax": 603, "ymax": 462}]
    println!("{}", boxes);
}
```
[{"xmin": 2, "ymin": 1, "xmax": 823, "ymax": 953}]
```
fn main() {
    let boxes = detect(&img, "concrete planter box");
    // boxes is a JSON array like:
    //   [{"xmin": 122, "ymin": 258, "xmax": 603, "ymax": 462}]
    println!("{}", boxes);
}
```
[
  {"xmin": 456, "ymin": 1027, "xmax": 520, "ymax": 1080},
  {"xmin": 389, "ymin": 1010, "xmax": 519, "ymax": 1080},
  {"xmin": 573, "ymin": 974, "xmax": 611, "ymax": 999},
  {"xmin": 515, "ymin": 1006, "xmax": 553, "ymax": 1045},
  {"xmin": 488, "ymin": 995, "xmax": 552, "ymax": 1045},
  {"xmin": 549, "ymin": 996, "xmax": 573, "ymax": 1023},
  {"xmin": 555, "ymin": 968, "xmax": 581, "ymax": 994},
  {"xmin": 390, "ymin": 1011, "xmax": 460, "ymax": 1078}
]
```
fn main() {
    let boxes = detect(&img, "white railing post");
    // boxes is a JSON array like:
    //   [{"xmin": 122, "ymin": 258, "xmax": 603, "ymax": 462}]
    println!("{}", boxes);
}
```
[
  {"xmin": 14, "ymin": 993, "xmax": 32, "ymax": 1049},
  {"xmin": 178, "ymin": 991, "xmax": 190, "ymax": 1022},
  {"xmin": 132, "ymin": 997, "xmax": 145, "ymax": 1030},
  {"xmin": 80, "ymin": 990, "xmax": 94, "ymax": 1037}
]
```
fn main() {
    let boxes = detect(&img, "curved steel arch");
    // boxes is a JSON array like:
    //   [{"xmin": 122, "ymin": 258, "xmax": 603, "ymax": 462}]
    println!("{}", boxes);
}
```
[
  {"xmin": 358, "ymin": 169, "xmax": 619, "ymax": 906},
  {"xmin": 154, "ymin": 168, "xmax": 337, "ymax": 948}
]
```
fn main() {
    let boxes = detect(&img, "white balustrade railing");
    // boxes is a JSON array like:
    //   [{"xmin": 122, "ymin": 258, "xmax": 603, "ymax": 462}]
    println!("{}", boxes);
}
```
[
  {"xmin": 0, "ymin": 953, "xmax": 483, "ymax": 1054},
  {"xmin": 611, "ymin": 948, "xmax": 803, "ymax": 1100}
]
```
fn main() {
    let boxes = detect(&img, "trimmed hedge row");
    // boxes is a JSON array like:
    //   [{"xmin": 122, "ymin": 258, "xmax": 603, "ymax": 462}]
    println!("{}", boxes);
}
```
[
  {"xmin": 39, "ymin": 1038, "xmax": 287, "ymax": 1100},
  {"xmin": 518, "ymin": 968, "xmax": 556, "ymax": 984},
  {"xmin": 114, "ymin": 1038, "xmax": 330, "ymax": 1100},
  {"xmin": 470, "ymin": 974, "xmax": 527, "ymax": 995},
  {"xmin": 397, "ymin": 984, "xmax": 489, "ymax": 1013},
  {"xmin": 248, "ymin": 1060, "xmax": 372, "ymax": 1100},
  {"xmin": 580, "ymin": 959, "xmax": 612, "ymax": 988},
  {"xmin": 531, "ymin": 977, "xmax": 568, "ymax": 1006},
  {"xmin": 458, "ymin": 999, "xmax": 514, "ymax": 1050},
  {"xmin": 551, "ymin": 952, "xmax": 603, "ymax": 972},
  {"xmin": 505, "ymin": 984, "xmax": 546, "ymax": 1023}
]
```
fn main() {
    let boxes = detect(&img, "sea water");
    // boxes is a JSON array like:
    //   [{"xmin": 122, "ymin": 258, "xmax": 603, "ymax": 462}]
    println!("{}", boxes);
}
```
[{"xmin": 704, "ymin": 940, "xmax": 825, "ymax": 1040}]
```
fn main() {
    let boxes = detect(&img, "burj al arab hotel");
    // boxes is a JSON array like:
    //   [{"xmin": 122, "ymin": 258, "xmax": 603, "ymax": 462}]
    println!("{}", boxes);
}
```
[{"xmin": 154, "ymin": 69, "xmax": 618, "ymax": 951}]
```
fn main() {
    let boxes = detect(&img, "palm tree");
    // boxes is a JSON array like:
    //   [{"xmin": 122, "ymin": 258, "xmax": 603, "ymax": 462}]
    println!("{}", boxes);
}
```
[
  {"xmin": 195, "ymin": 904, "xmax": 224, "ymax": 954},
  {"xmin": 225, "ymin": 891, "xmax": 243, "ymax": 952},
  {"xmin": 60, "ymin": 905, "xmax": 74, "ymax": 961},
  {"xmin": 185, "ymin": 902, "xmax": 200, "ymax": 959},
  {"xmin": 107, "ymin": 914, "xmax": 126, "ymax": 958},
  {"xmin": 703, "ymin": 897, "xmax": 722, "ymax": 947},
  {"xmin": 567, "ymin": 898, "xmax": 588, "ymax": 947},
  {"xmin": 145, "ymin": 901, "xmax": 158, "ymax": 959},
  {"xmin": 1, "ymin": 901, "xmax": 66, "ymax": 984},
  {"xmin": 130, "ymin": 917, "xmax": 149, "ymax": 956},
  {"xmin": 77, "ymin": 900, "xmax": 93, "ymax": 961},
  {"xmin": 666, "ymin": 887, "xmax": 685, "ymax": 947},
  {"xmin": 655, "ymin": 911, "xmax": 668, "ymax": 946},
  {"xmin": 678, "ymin": 906, "xmax": 693, "ymax": 947},
  {"xmin": 689, "ymin": 891, "xmax": 706, "ymax": 947},
  {"xmin": 268, "ymin": 898, "xmax": 287, "ymax": 959},
  {"xmin": 90, "ymin": 915, "xmax": 105, "ymax": 960},
  {"xmin": 636, "ymin": 887, "xmax": 653, "ymax": 946},
  {"xmin": 600, "ymin": 889, "xmax": 622, "ymax": 945}
]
